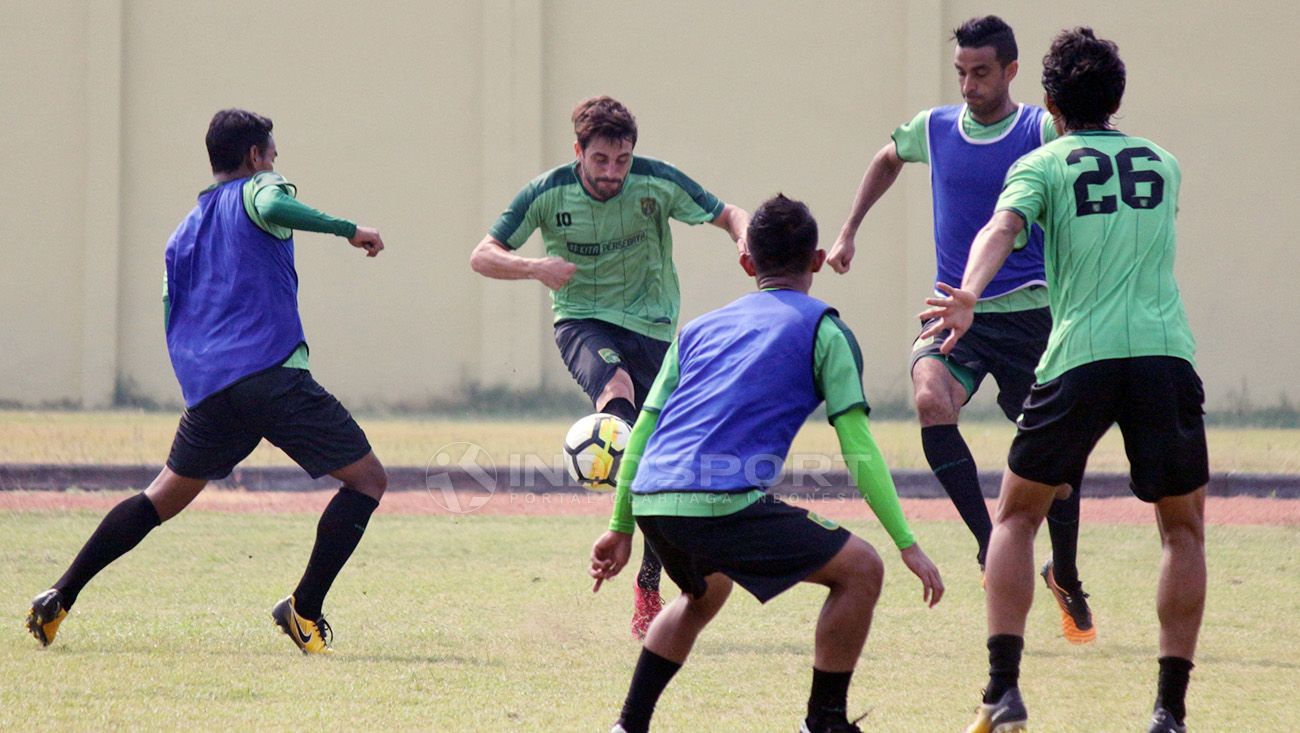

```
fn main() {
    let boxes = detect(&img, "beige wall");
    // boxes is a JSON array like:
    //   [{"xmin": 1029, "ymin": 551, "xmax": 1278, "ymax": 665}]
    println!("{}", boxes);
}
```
[{"xmin": 2, "ymin": 0, "xmax": 1295, "ymax": 413}]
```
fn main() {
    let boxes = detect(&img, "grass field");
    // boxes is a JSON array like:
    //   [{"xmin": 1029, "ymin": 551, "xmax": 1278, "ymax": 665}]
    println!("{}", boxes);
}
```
[
  {"xmin": 2, "ymin": 507, "xmax": 1296, "ymax": 731},
  {"xmin": 4, "ymin": 409, "xmax": 1300, "ymax": 474}
]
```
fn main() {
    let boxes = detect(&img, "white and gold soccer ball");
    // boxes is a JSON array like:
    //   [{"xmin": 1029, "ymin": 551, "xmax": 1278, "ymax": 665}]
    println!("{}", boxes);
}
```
[{"xmin": 562, "ymin": 413, "xmax": 631, "ymax": 492}]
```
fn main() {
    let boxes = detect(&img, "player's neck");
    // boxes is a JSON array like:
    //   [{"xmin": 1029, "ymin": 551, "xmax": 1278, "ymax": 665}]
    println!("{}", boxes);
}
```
[
  {"xmin": 969, "ymin": 98, "xmax": 1017, "ymax": 126},
  {"xmin": 756, "ymin": 273, "xmax": 812, "ymax": 294},
  {"xmin": 213, "ymin": 165, "xmax": 256, "ymax": 184}
]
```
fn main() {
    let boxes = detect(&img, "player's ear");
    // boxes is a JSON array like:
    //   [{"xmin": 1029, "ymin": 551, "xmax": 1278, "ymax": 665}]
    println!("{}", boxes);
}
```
[
  {"xmin": 1004, "ymin": 59, "xmax": 1019, "ymax": 82},
  {"xmin": 573, "ymin": 140, "xmax": 583, "ymax": 159},
  {"xmin": 740, "ymin": 252, "xmax": 757, "ymax": 277},
  {"xmin": 809, "ymin": 249, "xmax": 827, "ymax": 273}
]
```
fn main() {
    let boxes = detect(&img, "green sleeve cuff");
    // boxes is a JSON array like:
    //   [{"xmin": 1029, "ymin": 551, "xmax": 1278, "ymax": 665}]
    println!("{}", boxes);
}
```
[
  {"xmin": 608, "ymin": 409, "xmax": 659, "ymax": 534},
  {"xmin": 833, "ymin": 408, "xmax": 916, "ymax": 550}
]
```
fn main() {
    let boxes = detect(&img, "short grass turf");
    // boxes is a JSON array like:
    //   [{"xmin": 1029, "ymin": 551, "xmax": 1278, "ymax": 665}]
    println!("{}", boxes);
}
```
[{"xmin": 1, "ymin": 510, "xmax": 1295, "ymax": 731}]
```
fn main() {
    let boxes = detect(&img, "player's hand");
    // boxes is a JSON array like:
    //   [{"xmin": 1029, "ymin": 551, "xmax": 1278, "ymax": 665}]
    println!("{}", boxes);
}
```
[
  {"xmin": 535, "ymin": 257, "xmax": 578, "ymax": 290},
  {"xmin": 349, "ymin": 226, "xmax": 384, "ymax": 257},
  {"xmin": 589, "ymin": 530, "xmax": 633, "ymax": 592},
  {"xmin": 918, "ymin": 282, "xmax": 977, "ymax": 354},
  {"xmin": 900, "ymin": 544, "xmax": 944, "ymax": 607},
  {"xmin": 827, "ymin": 233, "xmax": 856, "ymax": 274}
]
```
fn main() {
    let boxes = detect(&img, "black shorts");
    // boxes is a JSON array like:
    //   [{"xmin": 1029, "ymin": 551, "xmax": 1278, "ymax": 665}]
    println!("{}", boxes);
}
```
[
  {"xmin": 635, "ymin": 495, "xmax": 852, "ymax": 603},
  {"xmin": 1008, "ymin": 357, "xmax": 1209, "ymax": 502},
  {"xmin": 554, "ymin": 319, "xmax": 671, "ymax": 408},
  {"xmin": 167, "ymin": 367, "xmax": 372, "ymax": 481},
  {"xmin": 910, "ymin": 306, "xmax": 1050, "ymax": 420}
]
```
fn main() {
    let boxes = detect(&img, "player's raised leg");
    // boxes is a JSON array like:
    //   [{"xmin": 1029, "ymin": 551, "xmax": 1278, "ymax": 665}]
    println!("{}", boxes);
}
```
[
  {"xmin": 26, "ymin": 467, "xmax": 204, "ymax": 647},
  {"xmin": 913, "ymin": 356, "xmax": 991, "ymax": 570}
]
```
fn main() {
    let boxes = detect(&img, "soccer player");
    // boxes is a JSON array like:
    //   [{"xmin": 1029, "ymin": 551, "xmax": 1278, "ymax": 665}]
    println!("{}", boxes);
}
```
[
  {"xmin": 828, "ymin": 15, "xmax": 1095, "ymax": 644},
  {"xmin": 25, "ymin": 109, "xmax": 388, "ymax": 655},
  {"xmin": 919, "ymin": 29, "xmax": 1207, "ymax": 733},
  {"xmin": 589, "ymin": 194, "xmax": 944, "ymax": 733},
  {"xmin": 471, "ymin": 96, "xmax": 749, "ymax": 639}
]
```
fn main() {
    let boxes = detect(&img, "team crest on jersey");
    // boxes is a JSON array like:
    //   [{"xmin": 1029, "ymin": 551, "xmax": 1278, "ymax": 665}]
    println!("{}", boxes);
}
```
[
  {"xmin": 598, "ymin": 348, "xmax": 622, "ymax": 365},
  {"xmin": 640, "ymin": 198, "xmax": 657, "ymax": 217}
]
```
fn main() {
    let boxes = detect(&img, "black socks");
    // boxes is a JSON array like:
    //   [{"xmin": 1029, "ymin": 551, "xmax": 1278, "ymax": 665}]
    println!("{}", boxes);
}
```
[
  {"xmin": 984, "ymin": 634, "xmax": 1024, "ymax": 703},
  {"xmin": 617, "ymin": 648, "xmax": 682, "ymax": 733},
  {"xmin": 54, "ymin": 492, "xmax": 162, "ymax": 609},
  {"xmin": 921, "ymin": 424, "xmax": 991, "ymax": 566},
  {"xmin": 1156, "ymin": 656, "xmax": 1193, "ymax": 724},
  {"xmin": 292, "ymin": 486, "xmax": 379, "ymax": 620},
  {"xmin": 806, "ymin": 667, "xmax": 854, "ymax": 728},
  {"xmin": 1045, "ymin": 482, "xmax": 1083, "ymax": 593}
]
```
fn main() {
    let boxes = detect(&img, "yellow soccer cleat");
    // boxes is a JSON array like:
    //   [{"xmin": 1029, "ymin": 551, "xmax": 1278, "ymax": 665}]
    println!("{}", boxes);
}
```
[
  {"xmin": 271, "ymin": 596, "xmax": 334, "ymax": 655},
  {"xmin": 26, "ymin": 589, "xmax": 68, "ymax": 647},
  {"xmin": 967, "ymin": 688, "xmax": 1028, "ymax": 733}
]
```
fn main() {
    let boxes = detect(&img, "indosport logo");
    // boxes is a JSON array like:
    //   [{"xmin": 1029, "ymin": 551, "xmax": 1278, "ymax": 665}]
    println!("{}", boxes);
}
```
[{"xmin": 424, "ymin": 442, "xmax": 498, "ymax": 514}]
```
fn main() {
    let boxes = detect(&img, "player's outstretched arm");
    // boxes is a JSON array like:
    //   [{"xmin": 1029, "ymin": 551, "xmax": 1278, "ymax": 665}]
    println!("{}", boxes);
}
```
[
  {"xmin": 709, "ymin": 204, "xmax": 751, "ymax": 254},
  {"xmin": 917, "ymin": 209, "xmax": 1023, "ymax": 353},
  {"xmin": 829, "ymin": 142, "xmax": 906, "ymax": 274},
  {"xmin": 469, "ymin": 235, "xmax": 576, "ymax": 290},
  {"xmin": 834, "ymin": 407, "xmax": 944, "ymax": 606}
]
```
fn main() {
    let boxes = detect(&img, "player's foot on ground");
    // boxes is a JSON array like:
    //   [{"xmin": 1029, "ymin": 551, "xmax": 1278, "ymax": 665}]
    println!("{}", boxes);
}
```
[
  {"xmin": 630, "ymin": 586, "xmax": 663, "ymax": 641},
  {"xmin": 1148, "ymin": 706, "xmax": 1187, "ymax": 733},
  {"xmin": 1041, "ymin": 561, "xmax": 1096, "ymax": 644},
  {"xmin": 966, "ymin": 687, "xmax": 1028, "ymax": 733},
  {"xmin": 271, "ymin": 596, "xmax": 334, "ymax": 655},
  {"xmin": 26, "ymin": 589, "xmax": 68, "ymax": 647}
]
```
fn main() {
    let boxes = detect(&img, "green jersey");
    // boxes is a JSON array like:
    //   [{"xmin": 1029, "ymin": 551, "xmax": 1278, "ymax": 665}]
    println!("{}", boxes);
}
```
[
  {"xmin": 489, "ymin": 157, "xmax": 725, "ymax": 341},
  {"xmin": 997, "ymin": 130, "xmax": 1195, "ymax": 382}
]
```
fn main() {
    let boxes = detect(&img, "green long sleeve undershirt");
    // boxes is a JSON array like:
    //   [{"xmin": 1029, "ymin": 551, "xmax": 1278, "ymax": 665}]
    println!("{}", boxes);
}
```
[
  {"xmin": 250, "ymin": 184, "xmax": 357, "ymax": 240},
  {"xmin": 607, "ymin": 406, "xmax": 916, "ymax": 550}
]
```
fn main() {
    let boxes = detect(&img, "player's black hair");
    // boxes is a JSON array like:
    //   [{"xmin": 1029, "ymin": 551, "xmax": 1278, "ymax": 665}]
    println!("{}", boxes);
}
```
[
  {"xmin": 572, "ymin": 96, "xmax": 638, "ymax": 150},
  {"xmin": 747, "ymin": 194, "xmax": 818, "ymax": 276},
  {"xmin": 952, "ymin": 15, "xmax": 1018, "ymax": 66},
  {"xmin": 206, "ymin": 109, "xmax": 274, "ymax": 173},
  {"xmin": 1042, "ymin": 27, "xmax": 1126, "ymax": 130}
]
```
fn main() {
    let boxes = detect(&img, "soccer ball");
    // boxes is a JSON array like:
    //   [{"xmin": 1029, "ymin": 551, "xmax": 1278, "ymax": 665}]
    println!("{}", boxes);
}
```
[{"xmin": 563, "ymin": 413, "xmax": 631, "ymax": 491}]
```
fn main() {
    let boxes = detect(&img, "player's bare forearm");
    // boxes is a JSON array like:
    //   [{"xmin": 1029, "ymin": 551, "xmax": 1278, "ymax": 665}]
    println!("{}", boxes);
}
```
[
  {"xmin": 917, "ymin": 210, "xmax": 1022, "ymax": 351},
  {"xmin": 838, "ymin": 143, "xmax": 905, "ymax": 239},
  {"xmin": 830, "ymin": 143, "xmax": 905, "ymax": 272},
  {"xmin": 959, "ymin": 210, "xmax": 1022, "ymax": 295},
  {"xmin": 469, "ymin": 236, "xmax": 576, "ymax": 289},
  {"xmin": 711, "ymin": 204, "xmax": 750, "ymax": 251}
]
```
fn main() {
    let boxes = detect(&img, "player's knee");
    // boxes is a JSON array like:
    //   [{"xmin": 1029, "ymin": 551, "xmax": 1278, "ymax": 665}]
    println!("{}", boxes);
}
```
[
  {"xmin": 913, "ymin": 386, "xmax": 959, "ymax": 425},
  {"xmin": 353, "ymin": 459, "xmax": 388, "ymax": 500},
  {"xmin": 841, "ymin": 537, "xmax": 884, "ymax": 602}
]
